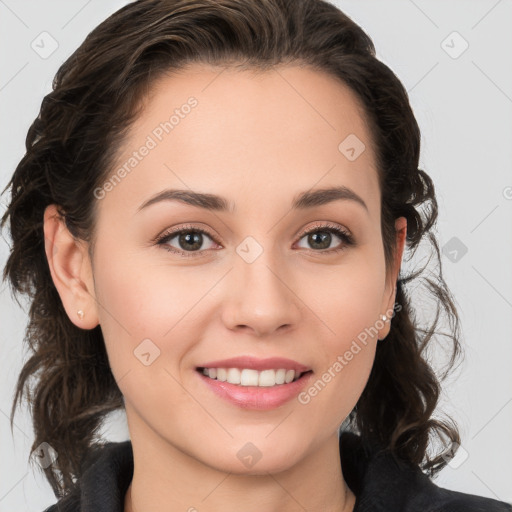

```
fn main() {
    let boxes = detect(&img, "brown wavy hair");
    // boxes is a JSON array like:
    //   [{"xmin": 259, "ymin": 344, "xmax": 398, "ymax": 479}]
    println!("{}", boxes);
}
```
[{"xmin": 1, "ymin": 0, "xmax": 463, "ymax": 499}]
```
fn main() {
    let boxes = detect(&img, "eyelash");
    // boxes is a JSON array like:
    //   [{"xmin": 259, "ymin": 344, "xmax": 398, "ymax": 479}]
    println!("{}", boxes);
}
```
[{"xmin": 154, "ymin": 222, "xmax": 355, "ymax": 258}]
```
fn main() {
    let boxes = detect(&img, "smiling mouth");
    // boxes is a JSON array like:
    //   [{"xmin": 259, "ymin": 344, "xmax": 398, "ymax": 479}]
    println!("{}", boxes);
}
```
[{"xmin": 196, "ymin": 367, "xmax": 313, "ymax": 387}]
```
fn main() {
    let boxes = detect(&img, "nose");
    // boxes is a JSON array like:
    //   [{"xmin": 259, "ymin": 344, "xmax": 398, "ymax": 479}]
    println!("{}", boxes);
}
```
[{"xmin": 221, "ymin": 251, "xmax": 301, "ymax": 337}]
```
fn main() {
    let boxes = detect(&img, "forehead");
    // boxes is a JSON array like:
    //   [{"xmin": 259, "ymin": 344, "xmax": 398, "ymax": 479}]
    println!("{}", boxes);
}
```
[{"xmin": 100, "ymin": 63, "xmax": 380, "ymax": 221}]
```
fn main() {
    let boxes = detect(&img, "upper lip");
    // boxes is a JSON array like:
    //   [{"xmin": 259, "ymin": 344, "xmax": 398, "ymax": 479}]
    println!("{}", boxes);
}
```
[{"xmin": 197, "ymin": 356, "xmax": 311, "ymax": 373}]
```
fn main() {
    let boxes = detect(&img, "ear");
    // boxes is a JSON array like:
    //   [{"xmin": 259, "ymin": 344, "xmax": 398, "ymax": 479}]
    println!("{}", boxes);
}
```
[
  {"xmin": 378, "ymin": 216, "xmax": 407, "ymax": 340},
  {"xmin": 43, "ymin": 204, "xmax": 99, "ymax": 329}
]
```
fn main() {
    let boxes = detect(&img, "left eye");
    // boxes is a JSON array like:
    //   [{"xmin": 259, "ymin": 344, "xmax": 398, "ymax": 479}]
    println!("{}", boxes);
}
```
[{"xmin": 296, "ymin": 225, "xmax": 354, "ymax": 252}]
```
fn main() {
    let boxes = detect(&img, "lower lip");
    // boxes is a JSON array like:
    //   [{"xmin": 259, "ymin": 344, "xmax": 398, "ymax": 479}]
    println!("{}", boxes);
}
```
[{"xmin": 197, "ymin": 370, "xmax": 314, "ymax": 410}]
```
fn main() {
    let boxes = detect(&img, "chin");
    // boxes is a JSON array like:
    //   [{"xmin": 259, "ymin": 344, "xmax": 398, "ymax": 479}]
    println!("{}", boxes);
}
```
[{"xmin": 197, "ymin": 439, "xmax": 305, "ymax": 476}]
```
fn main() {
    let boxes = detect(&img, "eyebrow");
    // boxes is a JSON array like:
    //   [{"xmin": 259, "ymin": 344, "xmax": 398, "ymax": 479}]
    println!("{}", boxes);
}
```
[{"xmin": 137, "ymin": 185, "xmax": 368, "ymax": 214}]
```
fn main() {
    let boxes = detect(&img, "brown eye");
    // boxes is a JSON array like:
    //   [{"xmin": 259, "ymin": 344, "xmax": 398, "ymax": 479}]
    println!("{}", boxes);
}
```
[
  {"xmin": 296, "ymin": 223, "xmax": 355, "ymax": 253},
  {"xmin": 155, "ymin": 226, "xmax": 219, "ymax": 257}
]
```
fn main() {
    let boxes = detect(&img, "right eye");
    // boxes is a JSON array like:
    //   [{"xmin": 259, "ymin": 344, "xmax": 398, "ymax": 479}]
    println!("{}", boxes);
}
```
[{"xmin": 155, "ymin": 225, "xmax": 221, "ymax": 258}]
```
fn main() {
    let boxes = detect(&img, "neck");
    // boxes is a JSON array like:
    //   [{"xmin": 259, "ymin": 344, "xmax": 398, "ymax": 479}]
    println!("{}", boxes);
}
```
[
  {"xmin": 125, "ymin": 480, "xmax": 355, "ymax": 512},
  {"xmin": 123, "ymin": 418, "xmax": 356, "ymax": 512}
]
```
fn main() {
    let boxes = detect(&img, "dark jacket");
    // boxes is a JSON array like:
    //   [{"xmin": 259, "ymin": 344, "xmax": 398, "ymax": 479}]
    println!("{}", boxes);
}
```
[{"xmin": 43, "ymin": 432, "xmax": 512, "ymax": 511}]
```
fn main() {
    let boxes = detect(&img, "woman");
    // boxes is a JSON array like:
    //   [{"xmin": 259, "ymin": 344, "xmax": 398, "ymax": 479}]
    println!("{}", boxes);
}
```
[{"xmin": 1, "ymin": 0, "xmax": 510, "ymax": 510}]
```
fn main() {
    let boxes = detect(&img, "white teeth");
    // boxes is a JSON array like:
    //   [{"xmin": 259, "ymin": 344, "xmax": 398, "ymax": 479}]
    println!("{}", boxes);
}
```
[
  {"xmin": 241, "ymin": 369, "xmax": 259, "ymax": 386},
  {"xmin": 201, "ymin": 367, "xmax": 303, "ymax": 387},
  {"xmin": 285, "ymin": 369, "xmax": 295, "ymax": 384},
  {"xmin": 275, "ymin": 369, "xmax": 286, "ymax": 385},
  {"xmin": 227, "ymin": 368, "xmax": 241, "ymax": 384}
]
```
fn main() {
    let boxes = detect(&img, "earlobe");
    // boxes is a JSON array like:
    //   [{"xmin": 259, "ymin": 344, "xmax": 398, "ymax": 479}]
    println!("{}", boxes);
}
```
[{"xmin": 43, "ymin": 204, "xmax": 99, "ymax": 329}]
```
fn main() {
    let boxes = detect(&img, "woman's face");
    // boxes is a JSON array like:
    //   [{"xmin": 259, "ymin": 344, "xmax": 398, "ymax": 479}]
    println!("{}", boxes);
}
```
[{"xmin": 50, "ymin": 64, "xmax": 405, "ymax": 474}]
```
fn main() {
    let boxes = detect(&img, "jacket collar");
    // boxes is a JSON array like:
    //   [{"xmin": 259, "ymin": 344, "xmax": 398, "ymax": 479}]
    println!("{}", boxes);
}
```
[
  {"xmin": 339, "ymin": 431, "xmax": 439, "ymax": 510},
  {"xmin": 53, "ymin": 431, "xmax": 508, "ymax": 512}
]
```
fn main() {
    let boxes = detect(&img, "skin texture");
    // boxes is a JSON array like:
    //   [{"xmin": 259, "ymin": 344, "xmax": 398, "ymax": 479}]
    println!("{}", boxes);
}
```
[{"xmin": 43, "ymin": 64, "xmax": 407, "ymax": 512}]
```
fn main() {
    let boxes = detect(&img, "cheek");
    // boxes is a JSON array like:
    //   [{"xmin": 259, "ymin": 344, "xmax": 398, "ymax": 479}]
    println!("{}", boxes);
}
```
[
  {"xmin": 92, "ymin": 261, "xmax": 203, "ymax": 418},
  {"xmin": 303, "ymin": 252, "xmax": 385, "ymax": 342},
  {"xmin": 296, "ymin": 254, "xmax": 384, "ymax": 409},
  {"xmin": 91, "ymin": 250, "xmax": 196, "ymax": 378},
  {"xmin": 94, "ymin": 248, "xmax": 208, "ymax": 334}
]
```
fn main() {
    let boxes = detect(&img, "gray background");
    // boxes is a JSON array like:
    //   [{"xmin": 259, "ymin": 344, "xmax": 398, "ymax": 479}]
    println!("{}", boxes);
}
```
[{"xmin": 1, "ymin": 0, "xmax": 511, "ymax": 510}]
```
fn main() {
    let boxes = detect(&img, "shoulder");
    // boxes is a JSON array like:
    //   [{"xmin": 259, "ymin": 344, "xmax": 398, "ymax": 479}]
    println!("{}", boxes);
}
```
[
  {"xmin": 360, "ymin": 456, "xmax": 512, "ymax": 511},
  {"xmin": 428, "ymin": 487, "xmax": 512, "ymax": 511},
  {"xmin": 40, "ymin": 440, "xmax": 133, "ymax": 512},
  {"xmin": 339, "ymin": 431, "xmax": 512, "ymax": 512}
]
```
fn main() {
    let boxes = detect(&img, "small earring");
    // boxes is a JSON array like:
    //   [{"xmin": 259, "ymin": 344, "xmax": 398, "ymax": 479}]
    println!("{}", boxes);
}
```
[
  {"xmin": 77, "ymin": 310, "xmax": 84, "ymax": 320},
  {"xmin": 381, "ymin": 314, "xmax": 387, "ymax": 322}
]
